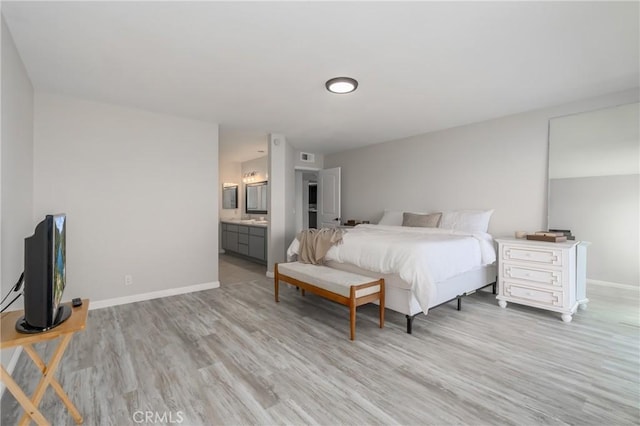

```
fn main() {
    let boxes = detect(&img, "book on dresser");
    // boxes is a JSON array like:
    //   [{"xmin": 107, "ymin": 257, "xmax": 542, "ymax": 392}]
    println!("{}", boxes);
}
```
[{"xmin": 526, "ymin": 232, "xmax": 568, "ymax": 242}]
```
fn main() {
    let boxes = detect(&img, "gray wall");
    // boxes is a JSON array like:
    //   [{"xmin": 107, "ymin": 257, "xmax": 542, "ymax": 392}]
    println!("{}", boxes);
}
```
[
  {"xmin": 550, "ymin": 175, "xmax": 639, "ymax": 286},
  {"xmin": 1, "ymin": 15, "xmax": 34, "ymax": 372},
  {"xmin": 325, "ymin": 89, "xmax": 640, "ymax": 239},
  {"xmin": 33, "ymin": 93, "xmax": 220, "ymax": 302}
]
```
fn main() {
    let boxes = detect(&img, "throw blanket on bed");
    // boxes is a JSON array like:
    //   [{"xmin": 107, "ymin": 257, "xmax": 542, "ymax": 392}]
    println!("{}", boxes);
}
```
[
  {"xmin": 296, "ymin": 228, "xmax": 345, "ymax": 264},
  {"xmin": 287, "ymin": 224, "xmax": 496, "ymax": 313}
]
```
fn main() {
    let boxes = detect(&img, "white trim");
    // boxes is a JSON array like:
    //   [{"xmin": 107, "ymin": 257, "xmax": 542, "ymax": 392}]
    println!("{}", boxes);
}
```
[
  {"xmin": 0, "ymin": 347, "xmax": 24, "ymax": 397},
  {"xmin": 90, "ymin": 281, "xmax": 220, "ymax": 310},
  {"xmin": 266, "ymin": 271, "xmax": 274, "ymax": 278},
  {"xmin": 588, "ymin": 279, "xmax": 639, "ymax": 290},
  {"xmin": 294, "ymin": 166, "xmax": 321, "ymax": 171}
]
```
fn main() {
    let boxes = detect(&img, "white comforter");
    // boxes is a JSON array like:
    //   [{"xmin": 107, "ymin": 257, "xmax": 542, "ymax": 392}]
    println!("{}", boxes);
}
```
[{"xmin": 286, "ymin": 224, "xmax": 496, "ymax": 314}]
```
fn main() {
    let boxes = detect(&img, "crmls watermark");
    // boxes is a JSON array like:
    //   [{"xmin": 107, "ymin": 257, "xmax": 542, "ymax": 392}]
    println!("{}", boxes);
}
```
[{"xmin": 132, "ymin": 410, "xmax": 185, "ymax": 424}]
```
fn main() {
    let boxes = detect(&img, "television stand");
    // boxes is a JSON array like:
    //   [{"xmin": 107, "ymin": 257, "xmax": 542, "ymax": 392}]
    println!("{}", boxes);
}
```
[
  {"xmin": 15, "ymin": 305, "xmax": 72, "ymax": 334},
  {"xmin": 0, "ymin": 299, "xmax": 89, "ymax": 425}
]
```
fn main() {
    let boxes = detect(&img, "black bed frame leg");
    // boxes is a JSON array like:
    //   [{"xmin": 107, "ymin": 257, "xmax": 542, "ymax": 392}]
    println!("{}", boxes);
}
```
[
  {"xmin": 493, "ymin": 282, "xmax": 497, "ymax": 295},
  {"xmin": 457, "ymin": 296, "xmax": 462, "ymax": 311},
  {"xmin": 405, "ymin": 315, "xmax": 414, "ymax": 334}
]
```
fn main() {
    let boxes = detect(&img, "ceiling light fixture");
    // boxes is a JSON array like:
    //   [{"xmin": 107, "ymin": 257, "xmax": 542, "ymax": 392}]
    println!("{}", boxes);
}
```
[{"xmin": 325, "ymin": 77, "xmax": 358, "ymax": 94}]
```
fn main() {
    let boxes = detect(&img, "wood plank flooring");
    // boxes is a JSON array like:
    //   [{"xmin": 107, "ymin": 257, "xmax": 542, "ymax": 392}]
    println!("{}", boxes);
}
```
[{"xmin": 2, "ymin": 254, "xmax": 639, "ymax": 425}]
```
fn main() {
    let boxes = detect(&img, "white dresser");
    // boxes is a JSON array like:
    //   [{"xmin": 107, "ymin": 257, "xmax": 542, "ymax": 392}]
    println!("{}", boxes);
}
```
[{"xmin": 496, "ymin": 238, "xmax": 589, "ymax": 322}]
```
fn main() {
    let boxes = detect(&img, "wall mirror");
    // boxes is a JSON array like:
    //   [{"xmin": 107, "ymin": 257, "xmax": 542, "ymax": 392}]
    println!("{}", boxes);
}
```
[
  {"xmin": 548, "ymin": 102, "xmax": 639, "ymax": 286},
  {"xmin": 222, "ymin": 184, "xmax": 238, "ymax": 209},
  {"xmin": 246, "ymin": 181, "xmax": 268, "ymax": 214}
]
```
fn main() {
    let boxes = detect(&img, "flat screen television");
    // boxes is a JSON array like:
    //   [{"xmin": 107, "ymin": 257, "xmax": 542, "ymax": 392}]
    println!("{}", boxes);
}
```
[{"xmin": 16, "ymin": 214, "xmax": 71, "ymax": 333}]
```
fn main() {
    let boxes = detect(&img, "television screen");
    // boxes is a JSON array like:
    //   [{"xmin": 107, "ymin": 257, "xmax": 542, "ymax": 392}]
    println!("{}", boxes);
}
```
[{"xmin": 53, "ymin": 214, "xmax": 66, "ymax": 313}]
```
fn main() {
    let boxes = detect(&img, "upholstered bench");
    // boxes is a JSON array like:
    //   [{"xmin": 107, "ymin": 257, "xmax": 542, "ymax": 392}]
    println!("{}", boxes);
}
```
[{"xmin": 274, "ymin": 262, "xmax": 385, "ymax": 340}]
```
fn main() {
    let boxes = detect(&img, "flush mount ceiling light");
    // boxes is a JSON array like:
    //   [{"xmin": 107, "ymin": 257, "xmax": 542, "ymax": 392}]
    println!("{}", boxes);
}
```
[{"xmin": 325, "ymin": 77, "xmax": 358, "ymax": 94}]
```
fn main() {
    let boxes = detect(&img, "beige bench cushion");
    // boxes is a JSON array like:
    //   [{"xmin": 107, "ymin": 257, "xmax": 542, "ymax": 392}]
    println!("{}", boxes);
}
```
[{"xmin": 278, "ymin": 262, "xmax": 381, "ymax": 298}]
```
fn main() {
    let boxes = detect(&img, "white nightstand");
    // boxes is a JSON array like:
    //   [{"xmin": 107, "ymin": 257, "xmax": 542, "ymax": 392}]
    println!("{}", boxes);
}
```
[{"xmin": 496, "ymin": 238, "xmax": 589, "ymax": 322}]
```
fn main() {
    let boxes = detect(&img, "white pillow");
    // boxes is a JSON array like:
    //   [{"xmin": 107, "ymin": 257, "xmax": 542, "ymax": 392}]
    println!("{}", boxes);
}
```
[
  {"xmin": 439, "ymin": 209, "xmax": 494, "ymax": 233},
  {"xmin": 377, "ymin": 210, "xmax": 404, "ymax": 226}
]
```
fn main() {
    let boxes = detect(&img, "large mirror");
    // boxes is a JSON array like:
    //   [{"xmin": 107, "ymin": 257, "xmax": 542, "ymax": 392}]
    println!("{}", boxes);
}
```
[
  {"xmin": 548, "ymin": 102, "xmax": 639, "ymax": 286},
  {"xmin": 222, "ymin": 184, "xmax": 238, "ymax": 209},
  {"xmin": 246, "ymin": 181, "xmax": 268, "ymax": 214}
]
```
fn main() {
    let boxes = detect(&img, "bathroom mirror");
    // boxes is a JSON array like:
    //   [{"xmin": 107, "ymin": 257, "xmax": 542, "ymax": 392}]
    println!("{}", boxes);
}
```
[
  {"xmin": 246, "ymin": 181, "xmax": 268, "ymax": 214},
  {"xmin": 222, "ymin": 184, "xmax": 238, "ymax": 209},
  {"xmin": 548, "ymin": 102, "xmax": 639, "ymax": 285}
]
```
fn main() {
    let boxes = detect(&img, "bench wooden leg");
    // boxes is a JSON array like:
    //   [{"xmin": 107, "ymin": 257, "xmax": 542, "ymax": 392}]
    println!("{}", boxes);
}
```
[
  {"xmin": 379, "ymin": 279, "xmax": 385, "ymax": 328},
  {"xmin": 274, "ymin": 264, "xmax": 279, "ymax": 303},
  {"xmin": 349, "ymin": 286, "xmax": 356, "ymax": 340}
]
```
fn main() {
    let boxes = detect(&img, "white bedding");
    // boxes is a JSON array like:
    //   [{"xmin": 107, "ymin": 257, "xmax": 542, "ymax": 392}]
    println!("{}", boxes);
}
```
[{"xmin": 286, "ymin": 224, "xmax": 496, "ymax": 313}]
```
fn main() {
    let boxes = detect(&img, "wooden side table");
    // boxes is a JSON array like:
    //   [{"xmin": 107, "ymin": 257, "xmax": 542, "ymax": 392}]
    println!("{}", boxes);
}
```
[{"xmin": 1, "ymin": 299, "xmax": 89, "ymax": 425}]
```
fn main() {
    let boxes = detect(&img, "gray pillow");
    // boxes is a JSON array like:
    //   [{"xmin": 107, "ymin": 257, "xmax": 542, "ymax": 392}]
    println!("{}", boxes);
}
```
[{"xmin": 402, "ymin": 212, "xmax": 442, "ymax": 228}]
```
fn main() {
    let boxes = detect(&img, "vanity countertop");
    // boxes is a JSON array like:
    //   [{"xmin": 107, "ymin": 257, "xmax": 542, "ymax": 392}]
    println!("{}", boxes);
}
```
[{"xmin": 221, "ymin": 219, "xmax": 268, "ymax": 228}]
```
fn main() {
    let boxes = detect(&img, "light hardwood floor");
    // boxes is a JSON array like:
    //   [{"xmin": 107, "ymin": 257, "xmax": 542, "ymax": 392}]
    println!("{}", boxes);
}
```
[{"xmin": 2, "ymin": 254, "xmax": 639, "ymax": 425}]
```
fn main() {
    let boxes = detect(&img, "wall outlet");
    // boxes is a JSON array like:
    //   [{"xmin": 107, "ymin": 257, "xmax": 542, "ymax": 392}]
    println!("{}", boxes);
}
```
[{"xmin": 124, "ymin": 275, "xmax": 133, "ymax": 286}]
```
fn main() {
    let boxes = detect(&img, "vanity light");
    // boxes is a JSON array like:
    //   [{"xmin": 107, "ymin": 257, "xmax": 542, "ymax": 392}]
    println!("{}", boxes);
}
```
[
  {"xmin": 242, "ymin": 171, "xmax": 259, "ymax": 183},
  {"xmin": 325, "ymin": 77, "xmax": 358, "ymax": 94}
]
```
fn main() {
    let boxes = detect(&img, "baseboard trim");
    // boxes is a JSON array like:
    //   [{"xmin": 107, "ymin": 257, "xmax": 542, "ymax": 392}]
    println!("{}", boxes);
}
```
[
  {"xmin": 0, "ymin": 347, "xmax": 23, "ymax": 397},
  {"xmin": 266, "ymin": 271, "xmax": 274, "ymax": 278},
  {"xmin": 90, "ymin": 281, "xmax": 221, "ymax": 310},
  {"xmin": 588, "ymin": 279, "xmax": 638, "ymax": 290}
]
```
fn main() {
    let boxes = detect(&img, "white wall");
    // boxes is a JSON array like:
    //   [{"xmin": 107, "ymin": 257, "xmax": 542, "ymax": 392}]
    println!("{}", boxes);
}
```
[
  {"xmin": 1, "ymin": 15, "xmax": 34, "ymax": 376},
  {"xmin": 267, "ymin": 134, "xmax": 290, "ymax": 273},
  {"xmin": 550, "ymin": 174, "xmax": 639, "ymax": 286},
  {"xmin": 284, "ymin": 143, "xmax": 296, "ymax": 249},
  {"xmin": 33, "ymin": 93, "xmax": 219, "ymax": 303},
  {"xmin": 325, "ymin": 89, "xmax": 640, "ymax": 238}
]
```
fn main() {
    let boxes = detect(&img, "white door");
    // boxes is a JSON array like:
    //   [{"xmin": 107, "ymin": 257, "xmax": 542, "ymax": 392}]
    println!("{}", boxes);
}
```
[{"xmin": 318, "ymin": 167, "xmax": 341, "ymax": 228}]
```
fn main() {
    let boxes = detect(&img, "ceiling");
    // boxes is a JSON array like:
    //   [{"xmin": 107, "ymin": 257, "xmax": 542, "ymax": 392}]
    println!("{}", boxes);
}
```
[{"xmin": 2, "ymin": 2, "xmax": 638, "ymax": 163}]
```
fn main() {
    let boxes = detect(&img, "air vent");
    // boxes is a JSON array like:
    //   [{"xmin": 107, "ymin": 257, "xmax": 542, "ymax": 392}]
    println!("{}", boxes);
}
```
[{"xmin": 300, "ymin": 152, "xmax": 315, "ymax": 163}]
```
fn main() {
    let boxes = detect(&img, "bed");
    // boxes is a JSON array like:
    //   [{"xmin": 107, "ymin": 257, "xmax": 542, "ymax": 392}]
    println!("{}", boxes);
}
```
[{"xmin": 286, "ymin": 211, "xmax": 497, "ymax": 333}]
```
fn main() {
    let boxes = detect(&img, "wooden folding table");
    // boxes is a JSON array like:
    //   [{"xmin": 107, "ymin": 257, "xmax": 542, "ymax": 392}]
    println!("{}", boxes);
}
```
[{"xmin": 1, "ymin": 299, "xmax": 89, "ymax": 426}]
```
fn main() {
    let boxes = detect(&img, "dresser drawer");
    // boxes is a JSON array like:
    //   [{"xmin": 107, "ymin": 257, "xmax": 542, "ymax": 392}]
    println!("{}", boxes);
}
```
[
  {"xmin": 503, "ymin": 282, "xmax": 563, "ymax": 308},
  {"xmin": 501, "ymin": 245, "xmax": 563, "ymax": 267},
  {"xmin": 502, "ymin": 264, "xmax": 562, "ymax": 288}
]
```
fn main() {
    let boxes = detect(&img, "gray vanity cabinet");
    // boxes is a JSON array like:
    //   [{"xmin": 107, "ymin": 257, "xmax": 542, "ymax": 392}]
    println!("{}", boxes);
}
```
[
  {"xmin": 221, "ymin": 222, "xmax": 267, "ymax": 264},
  {"xmin": 248, "ymin": 227, "xmax": 266, "ymax": 260}
]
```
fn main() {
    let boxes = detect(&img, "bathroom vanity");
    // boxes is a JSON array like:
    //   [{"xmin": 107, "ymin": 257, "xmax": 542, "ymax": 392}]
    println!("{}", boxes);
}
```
[{"xmin": 221, "ymin": 220, "xmax": 268, "ymax": 265}]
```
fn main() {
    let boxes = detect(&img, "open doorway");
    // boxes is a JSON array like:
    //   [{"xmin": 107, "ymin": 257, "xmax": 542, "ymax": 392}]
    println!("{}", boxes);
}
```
[
  {"xmin": 295, "ymin": 167, "xmax": 341, "ymax": 233},
  {"xmin": 296, "ymin": 170, "xmax": 319, "ymax": 232}
]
